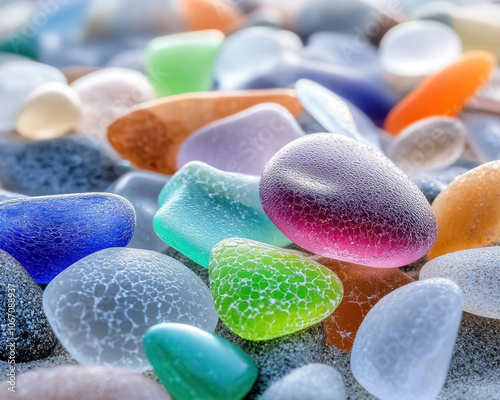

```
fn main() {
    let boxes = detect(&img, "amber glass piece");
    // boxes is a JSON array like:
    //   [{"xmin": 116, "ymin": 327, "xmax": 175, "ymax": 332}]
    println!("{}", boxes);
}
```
[
  {"xmin": 180, "ymin": 0, "xmax": 243, "ymax": 34},
  {"xmin": 107, "ymin": 89, "xmax": 302, "ymax": 175},
  {"xmin": 312, "ymin": 255, "xmax": 414, "ymax": 351}
]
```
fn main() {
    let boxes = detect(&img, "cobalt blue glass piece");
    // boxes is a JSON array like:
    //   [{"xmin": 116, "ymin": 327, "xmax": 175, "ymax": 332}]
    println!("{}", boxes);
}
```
[{"xmin": 0, "ymin": 193, "xmax": 136, "ymax": 284}]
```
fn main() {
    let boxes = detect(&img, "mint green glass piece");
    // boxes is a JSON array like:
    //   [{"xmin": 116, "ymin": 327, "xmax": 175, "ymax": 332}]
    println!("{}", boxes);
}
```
[
  {"xmin": 143, "ymin": 323, "xmax": 258, "ymax": 400},
  {"xmin": 154, "ymin": 161, "xmax": 291, "ymax": 268},
  {"xmin": 209, "ymin": 238, "xmax": 344, "ymax": 341},
  {"xmin": 146, "ymin": 29, "xmax": 224, "ymax": 97}
]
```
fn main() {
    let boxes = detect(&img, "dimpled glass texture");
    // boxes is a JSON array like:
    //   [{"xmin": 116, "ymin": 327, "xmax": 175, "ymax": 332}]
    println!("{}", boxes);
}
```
[
  {"xmin": 0, "ymin": 194, "xmax": 135, "ymax": 283},
  {"xmin": 351, "ymin": 278, "xmax": 463, "ymax": 400},
  {"xmin": 154, "ymin": 161, "xmax": 291, "ymax": 268},
  {"xmin": 43, "ymin": 248, "xmax": 218, "ymax": 371},
  {"xmin": 209, "ymin": 238, "xmax": 343, "ymax": 341},
  {"xmin": 259, "ymin": 133, "xmax": 437, "ymax": 268}
]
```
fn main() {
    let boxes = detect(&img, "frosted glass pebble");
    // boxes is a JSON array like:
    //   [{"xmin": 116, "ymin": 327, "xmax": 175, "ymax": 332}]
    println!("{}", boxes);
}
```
[
  {"xmin": 351, "ymin": 278, "xmax": 463, "ymax": 400},
  {"xmin": 260, "ymin": 363, "xmax": 346, "ymax": 400},
  {"xmin": 0, "ymin": 188, "xmax": 26, "ymax": 202},
  {"xmin": 420, "ymin": 247, "xmax": 500, "ymax": 319},
  {"xmin": 106, "ymin": 171, "xmax": 170, "ymax": 252},
  {"xmin": 380, "ymin": 21, "xmax": 462, "ymax": 95},
  {"xmin": 71, "ymin": 68, "xmax": 154, "ymax": 149},
  {"xmin": 177, "ymin": 103, "xmax": 304, "ymax": 175},
  {"xmin": 463, "ymin": 112, "xmax": 500, "ymax": 163},
  {"xmin": 43, "ymin": 248, "xmax": 218, "ymax": 370},
  {"xmin": 0, "ymin": 60, "xmax": 66, "ymax": 131},
  {"xmin": 387, "ymin": 117, "xmax": 466, "ymax": 175},
  {"xmin": 16, "ymin": 82, "xmax": 81, "ymax": 140}
]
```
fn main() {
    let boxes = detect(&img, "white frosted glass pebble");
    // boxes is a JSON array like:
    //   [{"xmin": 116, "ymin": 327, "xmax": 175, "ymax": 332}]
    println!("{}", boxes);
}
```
[
  {"xmin": 16, "ymin": 82, "xmax": 81, "ymax": 140},
  {"xmin": 0, "ymin": 60, "xmax": 67, "ymax": 131},
  {"xmin": 71, "ymin": 68, "xmax": 154, "ymax": 148},
  {"xmin": 387, "ymin": 117, "xmax": 466, "ymax": 175},
  {"xmin": 462, "ymin": 112, "xmax": 500, "ymax": 163},
  {"xmin": 420, "ymin": 247, "xmax": 500, "ymax": 319},
  {"xmin": 43, "ymin": 248, "xmax": 218, "ymax": 371},
  {"xmin": 260, "ymin": 363, "xmax": 347, "ymax": 400},
  {"xmin": 351, "ymin": 278, "xmax": 463, "ymax": 400},
  {"xmin": 380, "ymin": 21, "xmax": 462, "ymax": 95}
]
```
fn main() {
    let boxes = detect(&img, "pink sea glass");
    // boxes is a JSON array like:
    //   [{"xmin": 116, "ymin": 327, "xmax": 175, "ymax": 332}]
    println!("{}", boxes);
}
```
[{"xmin": 259, "ymin": 133, "xmax": 437, "ymax": 268}]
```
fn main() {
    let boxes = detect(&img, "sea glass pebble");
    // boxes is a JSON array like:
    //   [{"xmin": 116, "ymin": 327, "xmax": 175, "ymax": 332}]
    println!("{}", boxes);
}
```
[
  {"xmin": 0, "ymin": 365, "xmax": 172, "ymax": 400},
  {"xmin": 144, "ymin": 323, "xmax": 257, "ymax": 400},
  {"xmin": 43, "ymin": 248, "xmax": 218, "ymax": 370},
  {"xmin": 61, "ymin": 66, "xmax": 99, "ymax": 84},
  {"xmin": 421, "ymin": 247, "xmax": 500, "ymax": 319},
  {"xmin": 0, "ymin": 249, "xmax": 57, "ymax": 362},
  {"xmin": 0, "ymin": 188, "xmax": 26, "ymax": 202},
  {"xmin": 259, "ymin": 363, "xmax": 346, "ymax": 400},
  {"xmin": 428, "ymin": 161, "xmax": 500, "ymax": 259},
  {"xmin": 71, "ymin": 68, "xmax": 155, "ymax": 147},
  {"xmin": 180, "ymin": 0, "xmax": 243, "ymax": 33},
  {"xmin": 387, "ymin": 117, "xmax": 466, "ymax": 175},
  {"xmin": 385, "ymin": 51, "xmax": 496, "ymax": 134},
  {"xmin": 177, "ymin": 103, "xmax": 304, "ymax": 175},
  {"xmin": 462, "ymin": 112, "xmax": 500, "ymax": 163},
  {"xmin": 379, "ymin": 20, "xmax": 462, "ymax": 95},
  {"xmin": 313, "ymin": 255, "xmax": 414, "ymax": 351},
  {"xmin": 260, "ymin": 133, "xmax": 437, "ymax": 268},
  {"xmin": 351, "ymin": 278, "xmax": 463, "ymax": 400},
  {"xmin": 0, "ymin": 193, "xmax": 135, "ymax": 283},
  {"xmin": 154, "ymin": 161, "xmax": 291, "ymax": 267},
  {"xmin": 16, "ymin": 82, "xmax": 81, "ymax": 140},
  {"xmin": 0, "ymin": 60, "xmax": 66, "ymax": 131},
  {"xmin": 108, "ymin": 89, "xmax": 302, "ymax": 175},
  {"xmin": 146, "ymin": 30, "xmax": 224, "ymax": 97},
  {"xmin": 209, "ymin": 238, "xmax": 343, "ymax": 341},
  {"xmin": 106, "ymin": 171, "xmax": 170, "ymax": 252},
  {"xmin": 0, "ymin": 133, "xmax": 123, "ymax": 196}
]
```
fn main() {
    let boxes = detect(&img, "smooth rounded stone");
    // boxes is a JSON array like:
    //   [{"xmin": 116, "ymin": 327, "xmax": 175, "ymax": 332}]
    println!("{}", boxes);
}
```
[
  {"xmin": 429, "ymin": 161, "xmax": 500, "ymax": 260},
  {"xmin": 412, "ymin": 162, "xmax": 475, "ymax": 204},
  {"xmin": 351, "ymin": 278, "xmax": 463, "ymax": 400},
  {"xmin": 260, "ymin": 133, "xmax": 437, "ymax": 268},
  {"xmin": 295, "ymin": 79, "xmax": 376, "ymax": 148},
  {"xmin": 387, "ymin": 117, "xmax": 466, "ymax": 175},
  {"xmin": 313, "ymin": 256, "xmax": 414, "ymax": 352},
  {"xmin": 0, "ymin": 194, "xmax": 135, "ymax": 283},
  {"xmin": 0, "ymin": 250, "xmax": 57, "ymax": 362},
  {"xmin": 379, "ymin": 20, "xmax": 462, "ymax": 95},
  {"xmin": 144, "ymin": 323, "xmax": 257, "ymax": 400},
  {"xmin": 305, "ymin": 32, "xmax": 381, "ymax": 77},
  {"xmin": 259, "ymin": 363, "xmax": 346, "ymax": 400},
  {"xmin": 106, "ymin": 171, "xmax": 170, "ymax": 252},
  {"xmin": 0, "ymin": 60, "xmax": 67, "ymax": 131},
  {"xmin": 0, "ymin": 365, "xmax": 172, "ymax": 400},
  {"xmin": 43, "ymin": 248, "xmax": 218, "ymax": 370},
  {"xmin": 0, "ymin": 188, "xmax": 26, "ymax": 202},
  {"xmin": 0, "ymin": 133, "xmax": 124, "ymax": 196},
  {"xmin": 385, "ymin": 50, "xmax": 496, "ymax": 135},
  {"xmin": 214, "ymin": 27, "xmax": 302, "ymax": 91},
  {"xmin": 16, "ymin": 82, "xmax": 81, "ymax": 141},
  {"xmin": 71, "ymin": 68, "xmax": 155, "ymax": 149},
  {"xmin": 107, "ymin": 89, "xmax": 302, "ymax": 175},
  {"xmin": 177, "ymin": 103, "xmax": 304, "ymax": 175},
  {"xmin": 421, "ymin": 248, "xmax": 500, "ymax": 319},
  {"xmin": 154, "ymin": 162, "xmax": 291, "ymax": 268},
  {"xmin": 180, "ymin": 0, "xmax": 243, "ymax": 33},
  {"xmin": 209, "ymin": 238, "xmax": 343, "ymax": 341},
  {"xmin": 146, "ymin": 30, "xmax": 224, "ymax": 97},
  {"xmin": 463, "ymin": 112, "xmax": 500, "ymax": 162}
]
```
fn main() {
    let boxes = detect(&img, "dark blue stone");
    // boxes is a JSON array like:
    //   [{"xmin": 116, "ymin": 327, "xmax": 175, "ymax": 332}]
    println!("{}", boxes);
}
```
[{"xmin": 0, "ymin": 193, "xmax": 136, "ymax": 283}]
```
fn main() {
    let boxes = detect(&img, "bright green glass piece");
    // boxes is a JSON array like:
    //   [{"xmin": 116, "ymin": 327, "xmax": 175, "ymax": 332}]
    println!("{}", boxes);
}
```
[
  {"xmin": 154, "ymin": 161, "xmax": 291, "ymax": 268},
  {"xmin": 209, "ymin": 238, "xmax": 344, "ymax": 341},
  {"xmin": 146, "ymin": 29, "xmax": 224, "ymax": 97},
  {"xmin": 143, "ymin": 323, "xmax": 258, "ymax": 400}
]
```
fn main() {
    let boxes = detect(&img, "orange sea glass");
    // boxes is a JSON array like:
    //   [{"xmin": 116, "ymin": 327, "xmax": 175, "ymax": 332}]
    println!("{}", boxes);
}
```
[
  {"xmin": 312, "ymin": 255, "xmax": 414, "ymax": 351},
  {"xmin": 180, "ymin": 0, "xmax": 243, "ymax": 34},
  {"xmin": 107, "ymin": 89, "xmax": 302, "ymax": 175},
  {"xmin": 428, "ymin": 161, "xmax": 500, "ymax": 260},
  {"xmin": 384, "ymin": 50, "xmax": 496, "ymax": 135}
]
